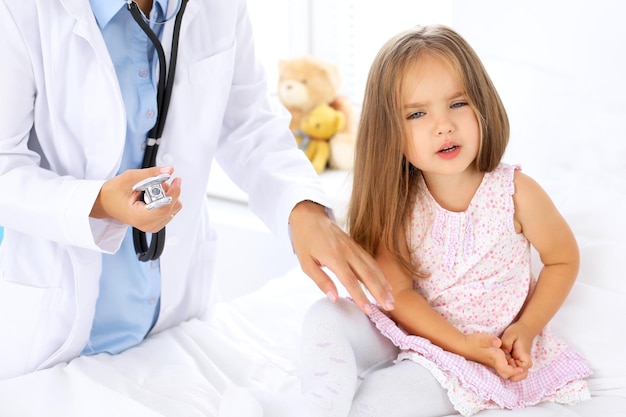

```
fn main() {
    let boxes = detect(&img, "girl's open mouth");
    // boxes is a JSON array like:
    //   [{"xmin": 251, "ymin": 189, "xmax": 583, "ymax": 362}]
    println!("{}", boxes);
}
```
[
  {"xmin": 437, "ymin": 144, "xmax": 461, "ymax": 160},
  {"xmin": 439, "ymin": 145, "xmax": 458, "ymax": 153}
]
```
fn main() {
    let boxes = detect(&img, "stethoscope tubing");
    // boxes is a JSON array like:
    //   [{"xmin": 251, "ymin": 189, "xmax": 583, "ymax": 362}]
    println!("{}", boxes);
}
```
[
  {"xmin": 128, "ymin": 0, "xmax": 189, "ymax": 261},
  {"xmin": 126, "ymin": 0, "xmax": 183, "ymax": 25}
]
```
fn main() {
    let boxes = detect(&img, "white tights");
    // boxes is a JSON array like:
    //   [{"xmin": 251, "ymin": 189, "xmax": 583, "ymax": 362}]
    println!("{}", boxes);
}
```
[
  {"xmin": 300, "ymin": 298, "xmax": 457, "ymax": 417},
  {"xmin": 220, "ymin": 298, "xmax": 457, "ymax": 417}
]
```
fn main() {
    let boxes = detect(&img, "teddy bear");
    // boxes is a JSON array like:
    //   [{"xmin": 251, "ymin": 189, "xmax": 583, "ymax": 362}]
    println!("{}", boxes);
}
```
[
  {"xmin": 296, "ymin": 103, "xmax": 345, "ymax": 173},
  {"xmin": 277, "ymin": 56, "xmax": 356, "ymax": 171}
]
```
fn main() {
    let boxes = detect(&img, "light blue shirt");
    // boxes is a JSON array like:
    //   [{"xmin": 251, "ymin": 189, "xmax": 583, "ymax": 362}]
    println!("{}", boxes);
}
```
[{"xmin": 82, "ymin": 0, "xmax": 168, "ymax": 355}]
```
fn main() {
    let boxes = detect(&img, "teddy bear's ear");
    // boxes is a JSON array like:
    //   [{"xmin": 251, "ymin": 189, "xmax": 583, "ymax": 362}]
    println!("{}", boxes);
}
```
[
  {"xmin": 304, "ymin": 56, "xmax": 341, "ymax": 92},
  {"xmin": 319, "ymin": 61, "xmax": 341, "ymax": 92}
]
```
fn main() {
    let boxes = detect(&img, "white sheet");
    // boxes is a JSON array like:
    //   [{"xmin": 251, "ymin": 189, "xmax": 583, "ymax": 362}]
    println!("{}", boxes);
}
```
[{"xmin": 1, "ymin": 255, "xmax": 624, "ymax": 416}]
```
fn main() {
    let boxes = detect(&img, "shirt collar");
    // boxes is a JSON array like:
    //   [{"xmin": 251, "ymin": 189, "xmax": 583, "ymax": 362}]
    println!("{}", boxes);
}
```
[{"xmin": 89, "ymin": 0, "xmax": 168, "ymax": 29}]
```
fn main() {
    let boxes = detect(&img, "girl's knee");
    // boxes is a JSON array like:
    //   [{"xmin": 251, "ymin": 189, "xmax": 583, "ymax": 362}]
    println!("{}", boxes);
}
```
[
  {"xmin": 351, "ymin": 361, "xmax": 455, "ymax": 417},
  {"xmin": 303, "ymin": 297, "xmax": 365, "ymax": 329}
]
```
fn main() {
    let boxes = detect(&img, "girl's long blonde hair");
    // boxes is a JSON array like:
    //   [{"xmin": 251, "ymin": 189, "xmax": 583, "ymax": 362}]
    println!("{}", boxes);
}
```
[{"xmin": 347, "ymin": 25, "xmax": 510, "ymax": 276}]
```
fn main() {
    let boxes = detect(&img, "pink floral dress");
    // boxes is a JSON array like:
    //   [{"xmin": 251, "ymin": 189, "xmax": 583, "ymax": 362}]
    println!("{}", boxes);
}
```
[{"xmin": 367, "ymin": 163, "xmax": 591, "ymax": 416}]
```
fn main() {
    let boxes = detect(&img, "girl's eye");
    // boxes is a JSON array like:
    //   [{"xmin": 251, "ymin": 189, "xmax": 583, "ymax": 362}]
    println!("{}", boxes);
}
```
[
  {"xmin": 451, "ymin": 102, "xmax": 468, "ymax": 109},
  {"xmin": 407, "ymin": 111, "xmax": 425, "ymax": 119}
]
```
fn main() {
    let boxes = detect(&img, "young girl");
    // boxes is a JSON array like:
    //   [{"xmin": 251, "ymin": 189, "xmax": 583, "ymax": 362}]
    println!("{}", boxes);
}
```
[{"xmin": 219, "ymin": 24, "xmax": 591, "ymax": 417}]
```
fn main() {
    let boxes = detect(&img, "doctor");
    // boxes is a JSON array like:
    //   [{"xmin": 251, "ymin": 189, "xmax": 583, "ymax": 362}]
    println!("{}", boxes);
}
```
[{"xmin": 0, "ymin": 0, "xmax": 394, "ymax": 380}]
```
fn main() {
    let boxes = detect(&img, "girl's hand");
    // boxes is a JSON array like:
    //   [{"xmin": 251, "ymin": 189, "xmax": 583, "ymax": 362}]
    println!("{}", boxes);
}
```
[
  {"xmin": 500, "ymin": 322, "xmax": 534, "ymax": 382},
  {"xmin": 90, "ymin": 166, "xmax": 183, "ymax": 233},
  {"xmin": 463, "ymin": 333, "xmax": 526, "ymax": 380}
]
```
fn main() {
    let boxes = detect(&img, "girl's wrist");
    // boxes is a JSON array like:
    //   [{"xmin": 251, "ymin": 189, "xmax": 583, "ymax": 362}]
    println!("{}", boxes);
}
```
[
  {"xmin": 445, "ymin": 332, "xmax": 477, "ymax": 360},
  {"xmin": 512, "ymin": 319, "xmax": 540, "ymax": 342}
]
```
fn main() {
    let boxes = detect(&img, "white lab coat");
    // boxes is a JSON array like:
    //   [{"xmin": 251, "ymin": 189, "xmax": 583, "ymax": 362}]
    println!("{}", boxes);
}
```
[{"xmin": 0, "ymin": 0, "xmax": 328, "ymax": 379}]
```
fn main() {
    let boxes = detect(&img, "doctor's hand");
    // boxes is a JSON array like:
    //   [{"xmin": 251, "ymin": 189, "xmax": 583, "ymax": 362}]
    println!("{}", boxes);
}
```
[
  {"xmin": 90, "ymin": 166, "xmax": 183, "ymax": 233},
  {"xmin": 288, "ymin": 200, "xmax": 395, "ymax": 315}
]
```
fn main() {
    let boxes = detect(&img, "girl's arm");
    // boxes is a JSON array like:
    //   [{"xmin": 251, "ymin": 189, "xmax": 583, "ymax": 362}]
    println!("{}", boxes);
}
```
[
  {"xmin": 502, "ymin": 171, "xmax": 580, "ymax": 371},
  {"xmin": 376, "ymin": 235, "xmax": 524, "ymax": 379}
]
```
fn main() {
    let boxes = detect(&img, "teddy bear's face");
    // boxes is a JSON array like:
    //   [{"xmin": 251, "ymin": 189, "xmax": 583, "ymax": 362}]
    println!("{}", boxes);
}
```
[
  {"xmin": 300, "ymin": 104, "xmax": 345, "ymax": 140},
  {"xmin": 277, "ymin": 78, "xmax": 310, "ymax": 108},
  {"xmin": 277, "ymin": 57, "xmax": 341, "ymax": 112}
]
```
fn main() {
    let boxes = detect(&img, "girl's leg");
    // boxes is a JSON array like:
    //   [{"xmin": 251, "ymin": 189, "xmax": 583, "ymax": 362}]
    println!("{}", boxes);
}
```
[
  {"xmin": 238, "ymin": 298, "xmax": 398, "ymax": 417},
  {"xmin": 299, "ymin": 297, "xmax": 399, "ymax": 417},
  {"xmin": 348, "ymin": 360, "xmax": 457, "ymax": 417}
]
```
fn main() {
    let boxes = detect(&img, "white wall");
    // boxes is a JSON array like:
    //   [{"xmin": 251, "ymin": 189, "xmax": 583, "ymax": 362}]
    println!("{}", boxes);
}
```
[{"xmin": 451, "ymin": 0, "xmax": 626, "ymax": 183}]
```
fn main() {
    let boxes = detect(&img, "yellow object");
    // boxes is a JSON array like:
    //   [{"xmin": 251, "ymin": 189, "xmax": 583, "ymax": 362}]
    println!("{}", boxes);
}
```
[
  {"xmin": 277, "ymin": 56, "xmax": 357, "ymax": 171},
  {"xmin": 297, "ymin": 104, "xmax": 345, "ymax": 173}
]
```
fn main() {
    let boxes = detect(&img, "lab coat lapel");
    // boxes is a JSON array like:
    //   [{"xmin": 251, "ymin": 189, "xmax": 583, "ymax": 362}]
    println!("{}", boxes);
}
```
[
  {"xmin": 65, "ymin": 7, "xmax": 126, "ymax": 179},
  {"xmin": 160, "ymin": 0, "xmax": 200, "ymax": 68},
  {"xmin": 60, "ymin": 0, "xmax": 116, "ymax": 70}
]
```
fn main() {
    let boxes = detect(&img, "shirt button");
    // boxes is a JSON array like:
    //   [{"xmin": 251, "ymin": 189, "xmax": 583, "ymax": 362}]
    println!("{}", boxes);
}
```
[
  {"xmin": 139, "ymin": 68, "xmax": 149, "ymax": 78},
  {"xmin": 146, "ymin": 109, "xmax": 155, "ymax": 119},
  {"xmin": 150, "ymin": 260, "xmax": 159, "ymax": 269},
  {"xmin": 148, "ymin": 298, "xmax": 158, "ymax": 305}
]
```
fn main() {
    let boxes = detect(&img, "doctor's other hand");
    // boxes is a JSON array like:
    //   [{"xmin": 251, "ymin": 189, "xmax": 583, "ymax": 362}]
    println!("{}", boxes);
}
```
[
  {"xmin": 288, "ymin": 200, "xmax": 395, "ymax": 315},
  {"xmin": 90, "ymin": 166, "xmax": 183, "ymax": 233}
]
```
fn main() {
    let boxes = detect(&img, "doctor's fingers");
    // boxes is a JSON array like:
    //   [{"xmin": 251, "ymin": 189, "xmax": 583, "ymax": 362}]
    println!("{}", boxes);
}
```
[
  {"xmin": 161, "ymin": 176, "xmax": 182, "ymax": 201},
  {"xmin": 129, "ymin": 178, "xmax": 182, "ymax": 232},
  {"xmin": 302, "ymin": 263, "xmax": 340, "ymax": 303},
  {"xmin": 132, "ymin": 199, "xmax": 182, "ymax": 233},
  {"xmin": 299, "ymin": 257, "xmax": 382, "ymax": 316},
  {"xmin": 348, "ymin": 251, "xmax": 395, "ymax": 311},
  {"xmin": 330, "ymin": 251, "xmax": 395, "ymax": 313}
]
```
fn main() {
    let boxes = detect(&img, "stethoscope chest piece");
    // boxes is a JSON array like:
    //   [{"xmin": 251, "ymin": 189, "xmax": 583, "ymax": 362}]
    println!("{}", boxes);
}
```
[{"xmin": 132, "ymin": 173, "xmax": 173, "ymax": 210}]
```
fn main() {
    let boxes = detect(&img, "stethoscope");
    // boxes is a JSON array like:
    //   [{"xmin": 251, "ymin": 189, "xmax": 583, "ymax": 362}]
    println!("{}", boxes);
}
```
[{"xmin": 126, "ymin": 0, "xmax": 189, "ymax": 261}]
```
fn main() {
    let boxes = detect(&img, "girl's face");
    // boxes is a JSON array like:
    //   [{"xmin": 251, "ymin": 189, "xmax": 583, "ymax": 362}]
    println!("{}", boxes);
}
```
[{"xmin": 402, "ymin": 54, "xmax": 480, "ymax": 177}]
